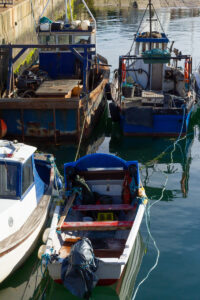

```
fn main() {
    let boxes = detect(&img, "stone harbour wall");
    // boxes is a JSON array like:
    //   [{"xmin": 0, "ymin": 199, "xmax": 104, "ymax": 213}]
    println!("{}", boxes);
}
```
[{"xmin": 0, "ymin": 0, "xmax": 65, "ymax": 44}]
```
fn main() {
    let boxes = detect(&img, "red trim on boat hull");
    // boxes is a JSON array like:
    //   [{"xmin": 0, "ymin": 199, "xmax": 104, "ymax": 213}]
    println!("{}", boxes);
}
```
[
  {"xmin": 97, "ymin": 279, "xmax": 118, "ymax": 286},
  {"xmin": 54, "ymin": 278, "xmax": 118, "ymax": 286}
]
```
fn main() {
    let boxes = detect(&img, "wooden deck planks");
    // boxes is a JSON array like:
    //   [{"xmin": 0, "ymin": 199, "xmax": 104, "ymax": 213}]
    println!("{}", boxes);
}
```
[{"xmin": 35, "ymin": 79, "xmax": 80, "ymax": 96}]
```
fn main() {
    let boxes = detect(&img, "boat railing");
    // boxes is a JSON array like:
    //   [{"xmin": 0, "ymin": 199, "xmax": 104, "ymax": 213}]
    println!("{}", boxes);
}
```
[{"xmin": 0, "ymin": 43, "xmax": 95, "ymax": 96}]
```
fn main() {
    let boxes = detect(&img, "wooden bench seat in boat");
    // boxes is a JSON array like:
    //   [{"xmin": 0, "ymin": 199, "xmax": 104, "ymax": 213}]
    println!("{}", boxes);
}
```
[
  {"xmin": 72, "ymin": 204, "xmax": 136, "ymax": 211},
  {"xmin": 60, "ymin": 220, "xmax": 133, "ymax": 231},
  {"xmin": 59, "ymin": 238, "xmax": 126, "ymax": 259}
]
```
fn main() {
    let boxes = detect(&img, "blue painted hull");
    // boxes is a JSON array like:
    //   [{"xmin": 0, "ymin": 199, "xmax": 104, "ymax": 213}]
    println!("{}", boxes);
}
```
[
  {"xmin": 0, "ymin": 109, "xmax": 77, "ymax": 139},
  {"xmin": 121, "ymin": 108, "xmax": 193, "ymax": 137},
  {"xmin": 0, "ymin": 89, "xmax": 107, "ymax": 142}
]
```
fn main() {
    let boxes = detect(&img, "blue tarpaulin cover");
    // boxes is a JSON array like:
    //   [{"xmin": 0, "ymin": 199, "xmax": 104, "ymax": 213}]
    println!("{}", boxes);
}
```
[{"xmin": 61, "ymin": 238, "xmax": 99, "ymax": 299}]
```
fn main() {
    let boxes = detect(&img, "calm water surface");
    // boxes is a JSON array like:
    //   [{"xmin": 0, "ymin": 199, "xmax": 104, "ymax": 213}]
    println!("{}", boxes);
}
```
[{"xmin": 1, "ymin": 6, "xmax": 200, "ymax": 300}]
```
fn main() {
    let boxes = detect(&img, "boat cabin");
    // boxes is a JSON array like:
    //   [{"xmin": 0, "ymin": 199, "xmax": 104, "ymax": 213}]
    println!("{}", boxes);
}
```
[
  {"xmin": 0, "ymin": 141, "xmax": 45, "ymax": 201},
  {"xmin": 37, "ymin": 23, "xmax": 96, "ymax": 80}
]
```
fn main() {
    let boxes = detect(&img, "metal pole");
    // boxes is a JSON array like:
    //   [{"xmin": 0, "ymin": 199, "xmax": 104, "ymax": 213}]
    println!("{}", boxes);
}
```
[
  {"xmin": 149, "ymin": 0, "xmax": 152, "ymax": 90},
  {"xmin": 81, "ymin": 0, "xmax": 97, "ymax": 55},
  {"xmin": 149, "ymin": 0, "xmax": 152, "ymax": 49},
  {"xmin": 65, "ymin": 0, "xmax": 68, "ymax": 23},
  {"xmin": 69, "ymin": 0, "xmax": 73, "ymax": 21}
]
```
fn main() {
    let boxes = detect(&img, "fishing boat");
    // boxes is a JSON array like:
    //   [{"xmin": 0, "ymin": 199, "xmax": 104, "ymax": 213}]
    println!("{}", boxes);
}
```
[
  {"xmin": 0, "ymin": 0, "xmax": 109, "ymax": 143},
  {"xmin": 0, "ymin": 140, "xmax": 59, "ymax": 283},
  {"xmin": 110, "ymin": 0, "xmax": 195, "ymax": 137},
  {"xmin": 40, "ymin": 153, "xmax": 148, "ymax": 299}
]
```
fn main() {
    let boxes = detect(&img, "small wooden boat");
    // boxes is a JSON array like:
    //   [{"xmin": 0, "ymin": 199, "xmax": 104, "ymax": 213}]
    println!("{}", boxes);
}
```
[
  {"xmin": 0, "ymin": 0, "xmax": 109, "ymax": 143},
  {"xmin": 110, "ymin": 0, "xmax": 195, "ymax": 137},
  {"xmin": 41, "ymin": 153, "xmax": 148, "ymax": 298},
  {"xmin": 0, "ymin": 140, "xmax": 58, "ymax": 283}
]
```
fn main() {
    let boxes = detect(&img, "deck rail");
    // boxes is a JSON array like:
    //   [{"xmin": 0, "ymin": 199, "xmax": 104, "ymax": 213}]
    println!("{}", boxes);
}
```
[{"xmin": 0, "ymin": 43, "xmax": 95, "ymax": 96}]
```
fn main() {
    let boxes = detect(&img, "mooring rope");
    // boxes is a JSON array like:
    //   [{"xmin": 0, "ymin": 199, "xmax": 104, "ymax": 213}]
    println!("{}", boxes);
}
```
[
  {"xmin": 132, "ymin": 105, "xmax": 187, "ymax": 300},
  {"xmin": 74, "ymin": 91, "xmax": 95, "ymax": 161},
  {"xmin": 74, "ymin": 110, "xmax": 87, "ymax": 162},
  {"xmin": 132, "ymin": 175, "xmax": 168, "ymax": 300}
]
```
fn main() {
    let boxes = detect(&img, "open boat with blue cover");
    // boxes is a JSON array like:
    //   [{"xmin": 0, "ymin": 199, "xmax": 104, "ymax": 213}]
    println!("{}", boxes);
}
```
[
  {"xmin": 110, "ymin": 0, "xmax": 195, "ymax": 137},
  {"xmin": 0, "ymin": 0, "xmax": 109, "ymax": 143},
  {"xmin": 40, "ymin": 153, "xmax": 148, "ymax": 299},
  {"xmin": 0, "ymin": 140, "xmax": 58, "ymax": 283}
]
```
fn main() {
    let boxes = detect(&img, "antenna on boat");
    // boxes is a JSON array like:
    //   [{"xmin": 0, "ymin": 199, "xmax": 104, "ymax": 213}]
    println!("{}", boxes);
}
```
[
  {"xmin": 149, "ymin": 0, "xmax": 152, "ymax": 50},
  {"xmin": 81, "ymin": 0, "xmax": 97, "ymax": 55}
]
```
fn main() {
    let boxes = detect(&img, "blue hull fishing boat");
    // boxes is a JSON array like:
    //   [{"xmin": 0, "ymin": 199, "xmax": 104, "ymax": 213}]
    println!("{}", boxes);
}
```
[
  {"xmin": 39, "ymin": 153, "xmax": 148, "ymax": 299},
  {"xmin": 0, "ymin": 0, "xmax": 109, "ymax": 143},
  {"xmin": 110, "ymin": 0, "xmax": 195, "ymax": 137},
  {"xmin": 0, "ymin": 140, "xmax": 61, "ymax": 283}
]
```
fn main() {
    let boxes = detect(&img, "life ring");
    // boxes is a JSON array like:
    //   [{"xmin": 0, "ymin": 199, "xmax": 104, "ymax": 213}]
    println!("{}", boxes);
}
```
[
  {"xmin": 122, "ymin": 59, "xmax": 126, "ymax": 82},
  {"xmin": 0, "ymin": 119, "xmax": 7, "ymax": 138},
  {"xmin": 184, "ymin": 59, "xmax": 190, "ymax": 84}
]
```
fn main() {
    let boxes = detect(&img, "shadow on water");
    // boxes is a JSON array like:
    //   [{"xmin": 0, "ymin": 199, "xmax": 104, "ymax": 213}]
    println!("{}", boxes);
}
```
[{"xmin": 0, "ymin": 241, "xmax": 42, "ymax": 300}]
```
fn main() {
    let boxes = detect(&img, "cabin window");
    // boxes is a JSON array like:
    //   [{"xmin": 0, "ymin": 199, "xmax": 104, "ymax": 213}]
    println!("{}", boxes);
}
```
[
  {"xmin": 22, "ymin": 157, "xmax": 34, "ymax": 195},
  {"xmin": 57, "ymin": 35, "xmax": 71, "ymax": 45},
  {"xmin": 0, "ymin": 162, "xmax": 18, "ymax": 198},
  {"xmin": 74, "ymin": 35, "xmax": 90, "ymax": 45},
  {"xmin": 39, "ymin": 35, "xmax": 56, "ymax": 51},
  {"xmin": 39, "ymin": 35, "xmax": 56, "ymax": 45},
  {"xmin": 56, "ymin": 35, "xmax": 72, "ymax": 51}
]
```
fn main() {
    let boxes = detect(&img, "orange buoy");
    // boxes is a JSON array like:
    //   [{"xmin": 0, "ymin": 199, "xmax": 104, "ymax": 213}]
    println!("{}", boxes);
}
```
[
  {"xmin": 184, "ymin": 59, "xmax": 190, "ymax": 84},
  {"xmin": 122, "ymin": 59, "xmax": 126, "ymax": 83},
  {"xmin": 0, "ymin": 119, "xmax": 7, "ymax": 138}
]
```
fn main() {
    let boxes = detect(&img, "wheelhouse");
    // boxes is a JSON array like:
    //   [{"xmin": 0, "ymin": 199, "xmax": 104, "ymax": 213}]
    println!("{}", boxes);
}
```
[
  {"xmin": 0, "ymin": 156, "xmax": 34, "ymax": 199},
  {"xmin": 37, "ymin": 26, "xmax": 96, "ymax": 79}
]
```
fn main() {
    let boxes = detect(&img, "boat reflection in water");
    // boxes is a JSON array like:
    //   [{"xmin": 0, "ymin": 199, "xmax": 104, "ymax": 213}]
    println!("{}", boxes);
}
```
[
  {"xmin": 109, "ymin": 123, "xmax": 194, "ymax": 199},
  {"xmin": 115, "ymin": 233, "xmax": 145, "ymax": 300},
  {"xmin": 0, "ymin": 250, "xmax": 42, "ymax": 300}
]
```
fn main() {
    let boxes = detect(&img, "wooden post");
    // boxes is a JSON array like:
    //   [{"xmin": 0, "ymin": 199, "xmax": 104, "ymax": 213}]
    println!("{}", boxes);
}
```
[
  {"xmin": 57, "ymin": 193, "xmax": 76, "ymax": 230},
  {"xmin": 6, "ymin": 46, "xmax": 13, "ymax": 97}
]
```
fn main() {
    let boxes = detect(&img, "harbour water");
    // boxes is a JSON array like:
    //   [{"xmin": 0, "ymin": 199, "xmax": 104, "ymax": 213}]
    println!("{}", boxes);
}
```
[{"xmin": 1, "ymin": 5, "xmax": 200, "ymax": 300}]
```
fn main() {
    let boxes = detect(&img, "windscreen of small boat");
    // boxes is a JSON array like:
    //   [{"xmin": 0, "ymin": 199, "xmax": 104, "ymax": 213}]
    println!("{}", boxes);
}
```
[{"xmin": 0, "ymin": 162, "xmax": 19, "ymax": 198}]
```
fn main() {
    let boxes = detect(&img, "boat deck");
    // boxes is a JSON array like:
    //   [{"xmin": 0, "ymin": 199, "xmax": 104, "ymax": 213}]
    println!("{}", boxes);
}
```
[
  {"xmin": 35, "ymin": 79, "xmax": 80, "ymax": 97},
  {"xmin": 59, "ymin": 238, "xmax": 126, "ymax": 259}
]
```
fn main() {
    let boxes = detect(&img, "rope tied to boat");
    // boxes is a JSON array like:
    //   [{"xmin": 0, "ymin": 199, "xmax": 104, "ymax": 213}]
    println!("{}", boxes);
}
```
[
  {"xmin": 132, "ymin": 105, "xmax": 188, "ymax": 300},
  {"xmin": 66, "ymin": 186, "xmax": 82, "ymax": 199},
  {"xmin": 41, "ymin": 253, "xmax": 51, "ymax": 277}
]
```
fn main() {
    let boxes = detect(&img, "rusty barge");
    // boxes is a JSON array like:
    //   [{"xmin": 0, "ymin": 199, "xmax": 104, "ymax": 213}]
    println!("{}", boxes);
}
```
[{"xmin": 0, "ymin": 1, "xmax": 109, "ymax": 143}]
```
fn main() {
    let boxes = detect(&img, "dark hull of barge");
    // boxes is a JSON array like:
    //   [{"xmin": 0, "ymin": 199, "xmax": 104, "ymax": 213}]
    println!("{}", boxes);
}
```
[{"xmin": 0, "ymin": 67, "xmax": 109, "ymax": 143}]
